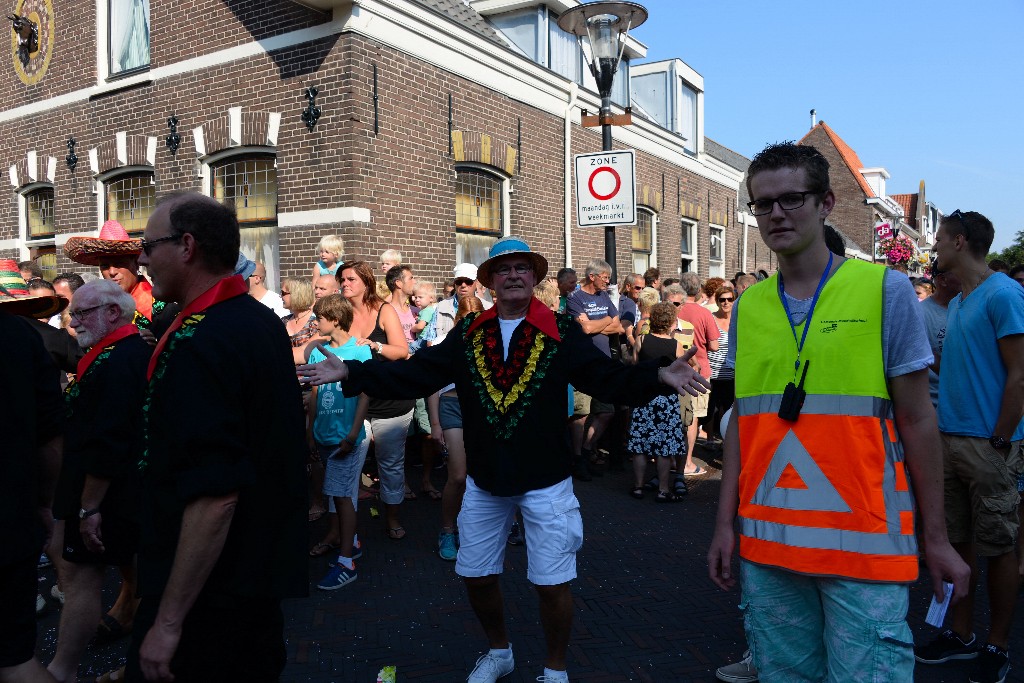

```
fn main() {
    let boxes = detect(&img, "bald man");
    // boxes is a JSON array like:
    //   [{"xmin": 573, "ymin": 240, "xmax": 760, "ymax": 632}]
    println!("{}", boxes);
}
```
[
  {"xmin": 314, "ymin": 273, "xmax": 340, "ymax": 301},
  {"xmin": 248, "ymin": 262, "xmax": 288, "ymax": 318}
]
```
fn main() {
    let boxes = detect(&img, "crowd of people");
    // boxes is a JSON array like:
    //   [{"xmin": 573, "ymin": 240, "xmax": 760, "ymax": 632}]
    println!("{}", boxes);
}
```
[{"xmin": 3, "ymin": 140, "xmax": 1023, "ymax": 683}]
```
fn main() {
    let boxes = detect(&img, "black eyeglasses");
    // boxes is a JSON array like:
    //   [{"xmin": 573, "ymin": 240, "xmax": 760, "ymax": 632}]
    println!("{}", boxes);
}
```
[
  {"xmin": 747, "ymin": 191, "xmax": 819, "ymax": 216},
  {"xmin": 139, "ymin": 233, "xmax": 182, "ymax": 256},
  {"xmin": 949, "ymin": 209, "xmax": 971, "ymax": 241},
  {"xmin": 492, "ymin": 263, "xmax": 533, "ymax": 277},
  {"xmin": 69, "ymin": 304, "xmax": 108, "ymax": 322},
  {"xmin": 671, "ymin": 301, "xmax": 682, "ymax": 307}
]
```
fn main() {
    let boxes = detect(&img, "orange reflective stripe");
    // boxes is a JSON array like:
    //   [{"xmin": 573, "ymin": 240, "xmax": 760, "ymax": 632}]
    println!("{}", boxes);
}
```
[
  {"xmin": 894, "ymin": 461, "xmax": 909, "ymax": 493},
  {"xmin": 900, "ymin": 510, "xmax": 915, "ymax": 536},
  {"xmin": 741, "ymin": 537, "xmax": 919, "ymax": 583}
]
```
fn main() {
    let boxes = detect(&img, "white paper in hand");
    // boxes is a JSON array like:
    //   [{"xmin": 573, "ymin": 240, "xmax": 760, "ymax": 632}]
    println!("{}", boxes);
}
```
[{"xmin": 925, "ymin": 582, "xmax": 954, "ymax": 628}]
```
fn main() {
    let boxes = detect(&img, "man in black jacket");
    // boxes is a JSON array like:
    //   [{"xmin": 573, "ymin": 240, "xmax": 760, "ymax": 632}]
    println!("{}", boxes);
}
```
[{"xmin": 299, "ymin": 237, "xmax": 708, "ymax": 683}]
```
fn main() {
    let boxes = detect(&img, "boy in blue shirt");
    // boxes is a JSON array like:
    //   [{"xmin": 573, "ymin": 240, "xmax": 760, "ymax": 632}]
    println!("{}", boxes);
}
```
[{"xmin": 306, "ymin": 294, "xmax": 371, "ymax": 590}]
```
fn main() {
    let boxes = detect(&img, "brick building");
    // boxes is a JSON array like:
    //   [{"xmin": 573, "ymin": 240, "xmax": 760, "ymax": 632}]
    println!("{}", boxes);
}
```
[
  {"xmin": 1, "ymin": 0, "xmax": 769, "ymax": 290},
  {"xmin": 798, "ymin": 121, "xmax": 918, "ymax": 263}
]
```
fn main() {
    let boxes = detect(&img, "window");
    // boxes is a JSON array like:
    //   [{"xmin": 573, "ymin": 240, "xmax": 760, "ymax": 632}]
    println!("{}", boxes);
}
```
[
  {"xmin": 109, "ymin": 0, "xmax": 150, "ymax": 76},
  {"xmin": 105, "ymin": 172, "xmax": 155, "ymax": 235},
  {"xmin": 679, "ymin": 82, "xmax": 697, "ymax": 155},
  {"xmin": 632, "ymin": 209, "xmax": 654, "ymax": 274},
  {"xmin": 548, "ymin": 19, "xmax": 581, "ymax": 83},
  {"xmin": 491, "ymin": 8, "xmax": 545, "ymax": 62},
  {"xmin": 709, "ymin": 225, "xmax": 725, "ymax": 278},
  {"xmin": 22, "ymin": 186, "xmax": 57, "ymax": 281},
  {"xmin": 26, "ymin": 187, "xmax": 54, "ymax": 238},
  {"xmin": 455, "ymin": 167, "xmax": 506, "ymax": 265},
  {"xmin": 612, "ymin": 58, "xmax": 630, "ymax": 107},
  {"xmin": 212, "ymin": 156, "xmax": 280, "ymax": 291},
  {"xmin": 680, "ymin": 219, "xmax": 696, "ymax": 272}
]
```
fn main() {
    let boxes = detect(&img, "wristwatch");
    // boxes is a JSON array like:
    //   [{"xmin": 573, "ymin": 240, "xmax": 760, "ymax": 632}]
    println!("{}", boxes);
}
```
[
  {"xmin": 374, "ymin": 341, "xmax": 384, "ymax": 354},
  {"xmin": 990, "ymin": 436, "xmax": 1012, "ymax": 451},
  {"xmin": 78, "ymin": 507, "xmax": 101, "ymax": 519}
]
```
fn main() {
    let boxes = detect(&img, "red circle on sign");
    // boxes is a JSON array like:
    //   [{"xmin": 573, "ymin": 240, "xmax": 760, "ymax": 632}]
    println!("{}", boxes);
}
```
[{"xmin": 588, "ymin": 166, "xmax": 621, "ymax": 201}]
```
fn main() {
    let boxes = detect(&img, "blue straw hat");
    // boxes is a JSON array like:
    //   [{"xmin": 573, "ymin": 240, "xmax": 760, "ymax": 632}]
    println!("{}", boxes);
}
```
[
  {"xmin": 234, "ymin": 252, "xmax": 257, "ymax": 279},
  {"xmin": 477, "ymin": 236, "xmax": 548, "ymax": 287}
]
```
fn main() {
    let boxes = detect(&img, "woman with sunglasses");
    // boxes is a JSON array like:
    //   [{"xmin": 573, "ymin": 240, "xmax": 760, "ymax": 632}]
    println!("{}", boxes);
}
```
[{"xmin": 705, "ymin": 285, "xmax": 736, "ymax": 446}]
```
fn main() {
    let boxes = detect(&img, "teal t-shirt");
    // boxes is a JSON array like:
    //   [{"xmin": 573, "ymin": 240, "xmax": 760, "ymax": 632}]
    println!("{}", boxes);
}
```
[{"xmin": 310, "ymin": 337, "xmax": 372, "ymax": 445}]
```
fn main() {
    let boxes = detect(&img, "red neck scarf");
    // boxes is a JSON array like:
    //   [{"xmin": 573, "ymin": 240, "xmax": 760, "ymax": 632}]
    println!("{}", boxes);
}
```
[
  {"xmin": 76, "ymin": 322, "xmax": 139, "ymax": 378},
  {"xmin": 146, "ymin": 275, "xmax": 247, "ymax": 379},
  {"xmin": 466, "ymin": 296, "xmax": 561, "ymax": 340}
]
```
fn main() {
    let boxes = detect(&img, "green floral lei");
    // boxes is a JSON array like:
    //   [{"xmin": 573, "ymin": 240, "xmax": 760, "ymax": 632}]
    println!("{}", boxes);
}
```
[
  {"xmin": 138, "ymin": 313, "xmax": 206, "ymax": 472},
  {"xmin": 463, "ymin": 312, "xmax": 571, "ymax": 440}
]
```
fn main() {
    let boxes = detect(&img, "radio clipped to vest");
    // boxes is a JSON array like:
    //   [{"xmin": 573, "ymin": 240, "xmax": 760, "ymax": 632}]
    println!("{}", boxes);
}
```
[{"xmin": 778, "ymin": 360, "xmax": 809, "ymax": 422}]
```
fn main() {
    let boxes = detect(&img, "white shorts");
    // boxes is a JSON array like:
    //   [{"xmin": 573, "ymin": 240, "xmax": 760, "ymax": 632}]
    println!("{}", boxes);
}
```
[{"xmin": 455, "ymin": 476, "xmax": 583, "ymax": 585}]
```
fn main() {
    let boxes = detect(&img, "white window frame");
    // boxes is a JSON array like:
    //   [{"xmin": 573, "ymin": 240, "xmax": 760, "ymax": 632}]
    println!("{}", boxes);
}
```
[
  {"xmin": 96, "ymin": 165, "xmax": 155, "ymax": 233},
  {"xmin": 708, "ymin": 224, "xmax": 725, "ymax": 278},
  {"xmin": 201, "ymin": 147, "xmax": 282, "ymax": 292},
  {"xmin": 680, "ymin": 218, "xmax": 696, "ymax": 272},
  {"xmin": 18, "ymin": 182, "xmax": 56, "ymax": 270},
  {"xmin": 454, "ymin": 162, "xmax": 511, "ymax": 228},
  {"xmin": 631, "ymin": 206, "xmax": 657, "ymax": 275},
  {"xmin": 97, "ymin": 0, "xmax": 150, "ymax": 82}
]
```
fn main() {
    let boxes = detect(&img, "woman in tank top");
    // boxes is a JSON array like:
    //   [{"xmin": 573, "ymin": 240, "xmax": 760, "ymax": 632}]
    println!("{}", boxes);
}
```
[
  {"xmin": 627, "ymin": 301, "xmax": 689, "ymax": 502},
  {"xmin": 338, "ymin": 261, "xmax": 415, "ymax": 540}
]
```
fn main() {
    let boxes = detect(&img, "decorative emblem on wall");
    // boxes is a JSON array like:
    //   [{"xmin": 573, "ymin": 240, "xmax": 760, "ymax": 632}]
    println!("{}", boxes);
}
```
[{"xmin": 9, "ymin": 0, "xmax": 53, "ymax": 85}]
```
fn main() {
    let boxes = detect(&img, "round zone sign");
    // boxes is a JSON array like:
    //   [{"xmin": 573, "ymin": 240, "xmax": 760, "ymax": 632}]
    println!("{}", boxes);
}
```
[{"xmin": 588, "ymin": 166, "xmax": 621, "ymax": 201}]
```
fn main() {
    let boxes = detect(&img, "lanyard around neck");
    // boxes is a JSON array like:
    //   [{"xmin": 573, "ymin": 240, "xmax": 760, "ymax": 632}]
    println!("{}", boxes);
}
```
[{"xmin": 777, "ymin": 251, "xmax": 833, "ymax": 376}]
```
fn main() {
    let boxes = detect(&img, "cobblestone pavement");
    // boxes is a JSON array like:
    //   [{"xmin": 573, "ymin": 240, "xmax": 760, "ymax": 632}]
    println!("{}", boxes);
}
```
[{"xmin": 35, "ymin": 444, "xmax": 1023, "ymax": 682}]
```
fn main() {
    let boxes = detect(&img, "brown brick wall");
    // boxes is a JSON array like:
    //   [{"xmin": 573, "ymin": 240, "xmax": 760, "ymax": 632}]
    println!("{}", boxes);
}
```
[{"xmin": 1, "ymin": 2, "xmax": 744, "ymax": 290}]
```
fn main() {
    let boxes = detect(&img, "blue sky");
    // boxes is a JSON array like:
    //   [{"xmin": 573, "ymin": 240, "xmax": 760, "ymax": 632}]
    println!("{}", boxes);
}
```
[{"xmin": 629, "ymin": 0, "xmax": 1022, "ymax": 251}]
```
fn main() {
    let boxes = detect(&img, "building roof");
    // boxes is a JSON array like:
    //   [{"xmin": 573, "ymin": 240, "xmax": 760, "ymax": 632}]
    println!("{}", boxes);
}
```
[
  {"xmin": 798, "ymin": 121, "xmax": 875, "ymax": 199},
  {"xmin": 891, "ymin": 193, "xmax": 917, "ymax": 221},
  {"xmin": 410, "ymin": 0, "xmax": 505, "ymax": 45},
  {"xmin": 704, "ymin": 138, "xmax": 751, "ymax": 207}
]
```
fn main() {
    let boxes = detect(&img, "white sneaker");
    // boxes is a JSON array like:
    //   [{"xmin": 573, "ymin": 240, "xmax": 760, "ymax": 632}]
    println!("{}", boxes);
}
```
[
  {"xmin": 467, "ymin": 646, "xmax": 515, "ymax": 682},
  {"xmin": 50, "ymin": 584, "xmax": 65, "ymax": 605},
  {"xmin": 536, "ymin": 672, "xmax": 569, "ymax": 682},
  {"xmin": 35, "ymin": 593, "xmax": 46, "ymax": 616},
  {"xmin": 716, "ymin": 650, "xmax": 758, "ymax": 682}
]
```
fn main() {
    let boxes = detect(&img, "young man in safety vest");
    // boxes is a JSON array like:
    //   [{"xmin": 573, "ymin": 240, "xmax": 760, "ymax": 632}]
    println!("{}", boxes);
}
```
[
  {"xmin": 916, "ymin": 209, "xmax": 1024, "ymax": 683},
  {"xmin": 707, "ymin": 142, "xmax": 970, "ymax": 682}
]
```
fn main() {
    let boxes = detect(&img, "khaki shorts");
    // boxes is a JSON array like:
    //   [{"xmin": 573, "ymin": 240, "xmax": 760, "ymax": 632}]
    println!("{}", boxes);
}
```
[
  {"xmin": 678, "ymin": 394, "xmax": 694, "ymax": 426},
  {"xmin": 942, "ymin": 434, "xmax": 1023, "ymax": 556},
  {"xmin": 690, "ymin": 391, "xmax": 710, "ymax": 419},
  {"xmin": 573, "ymin": 391, "xmax": 614, "ymax": 417}
]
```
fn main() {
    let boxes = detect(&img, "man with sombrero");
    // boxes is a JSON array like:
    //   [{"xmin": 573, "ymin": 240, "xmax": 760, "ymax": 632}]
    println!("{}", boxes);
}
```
[
  {"xmin": 0, "ymin": 261, "xmax": 65, "ymax": 681},
  {"xmin": 65, "ymin": 220, "xmax": 155, "ymax": 321},
  {"xmin": 0, "ymin": 259, "xmax": 82, "ymax": 375},
  {"xmin": 299, "ymin": 236, "xmax": 710, "ymax": 683}
]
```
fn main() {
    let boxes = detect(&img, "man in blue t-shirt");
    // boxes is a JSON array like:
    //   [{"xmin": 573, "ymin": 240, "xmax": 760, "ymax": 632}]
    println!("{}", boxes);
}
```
[
  {"xmin": 918, "ymin": 266, "xmax": 962, "ymax": 408},
  {"xmin": 566, "ymin": 259, "xmax": 622, "ymax": 480},
  {"xmin": 917, "ymin": 209, "xmax": 1024, "ymax": 682}
]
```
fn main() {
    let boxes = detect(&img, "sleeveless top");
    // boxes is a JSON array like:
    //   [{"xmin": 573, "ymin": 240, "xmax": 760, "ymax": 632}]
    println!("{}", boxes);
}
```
[
  {"xmin": 366, "ymin": 304, "xmax": 416, "ymax": 419},
  {"xmin": 637, "ymin": 334, "xmax": 677, "ymax": 364}
]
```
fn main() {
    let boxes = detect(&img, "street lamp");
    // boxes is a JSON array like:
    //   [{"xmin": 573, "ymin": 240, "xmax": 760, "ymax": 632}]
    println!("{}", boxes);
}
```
[{"xmin": 558, "ymin": 1, "xmax": 647, "ymax": 281}]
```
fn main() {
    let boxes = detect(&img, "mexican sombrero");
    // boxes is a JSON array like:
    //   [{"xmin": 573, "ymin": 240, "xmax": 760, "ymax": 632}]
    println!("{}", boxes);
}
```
[
  {"xmin": 0, "ymin": 259, "xmax": 68, "ymax": 318},
  {"xmin": 64, "ymin": 220, "xmax": 142, "ymax": 266}
]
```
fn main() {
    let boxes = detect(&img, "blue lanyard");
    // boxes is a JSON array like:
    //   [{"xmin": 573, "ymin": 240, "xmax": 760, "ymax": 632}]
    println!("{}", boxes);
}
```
[{"xmin": 777, "ymin": 252, "xmax": 833, "ymax": 376}]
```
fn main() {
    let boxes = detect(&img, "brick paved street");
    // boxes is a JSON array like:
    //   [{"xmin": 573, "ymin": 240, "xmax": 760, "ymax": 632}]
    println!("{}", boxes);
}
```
[{"xmin": 36, "ymin": 444, "xmax": 1024, "ymax": 682}]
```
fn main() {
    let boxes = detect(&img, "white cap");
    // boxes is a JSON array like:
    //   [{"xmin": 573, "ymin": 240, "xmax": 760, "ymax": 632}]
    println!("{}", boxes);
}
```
[{"xmin": 453, "ymin": 263, "xmax": 478, "ymax": 280}]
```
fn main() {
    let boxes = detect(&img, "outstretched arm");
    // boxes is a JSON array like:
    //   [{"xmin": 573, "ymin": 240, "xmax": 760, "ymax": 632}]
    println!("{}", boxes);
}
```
[{"xmin": 657, "ymin": 346, "xmax": 712, "ymax": 397}]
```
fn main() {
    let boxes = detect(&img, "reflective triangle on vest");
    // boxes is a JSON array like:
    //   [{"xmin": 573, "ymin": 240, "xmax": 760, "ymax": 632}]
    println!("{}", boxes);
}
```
[{"xmin": 751, "ymin": 430, "xmax": 851, "ymax": 513}]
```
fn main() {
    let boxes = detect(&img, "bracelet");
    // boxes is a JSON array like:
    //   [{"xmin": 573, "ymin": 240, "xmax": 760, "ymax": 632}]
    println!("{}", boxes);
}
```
[{"xmin": 375, "ymin": 341, "xmax": 384, "ymax": 354}]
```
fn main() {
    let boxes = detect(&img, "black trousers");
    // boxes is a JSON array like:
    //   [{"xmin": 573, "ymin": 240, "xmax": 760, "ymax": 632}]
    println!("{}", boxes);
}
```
[{"xmin": 126, "ymin": 592, "xmax": 286, "ymax": 682}]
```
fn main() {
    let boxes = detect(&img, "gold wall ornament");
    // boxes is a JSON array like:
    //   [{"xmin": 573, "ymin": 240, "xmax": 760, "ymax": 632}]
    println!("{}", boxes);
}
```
[{"xmin": 10, "ymin": 0, "xmax": 54, "ymax": 85}]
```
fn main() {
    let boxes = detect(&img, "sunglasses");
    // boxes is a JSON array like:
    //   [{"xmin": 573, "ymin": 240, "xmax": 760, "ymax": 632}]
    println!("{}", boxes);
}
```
[
  {"xmin": 139, "ymin": 233, "xmax": 182, "ymax": 256},
  {"xmin": 671, "ymin": 301, "xmax": 682, "ymax": 307},
  {"xmin": 718, "ymin": 297, "xmax": 735, "ymax": 303},
  {"xmin": 454, "ymin": 278, "xmax": 475, "ymax": 286}
]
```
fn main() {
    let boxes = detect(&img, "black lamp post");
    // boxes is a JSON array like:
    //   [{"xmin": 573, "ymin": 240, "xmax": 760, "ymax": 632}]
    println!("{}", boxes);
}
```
[{"xmin": 558, "ymin": 1, "xmax": 647, "ymax": 282}]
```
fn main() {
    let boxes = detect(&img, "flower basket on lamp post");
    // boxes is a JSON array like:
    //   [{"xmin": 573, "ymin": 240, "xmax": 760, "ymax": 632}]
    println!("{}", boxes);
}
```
[{"xmin": 878, "ymin": 234, "xmax": 917, "ymax": 271}]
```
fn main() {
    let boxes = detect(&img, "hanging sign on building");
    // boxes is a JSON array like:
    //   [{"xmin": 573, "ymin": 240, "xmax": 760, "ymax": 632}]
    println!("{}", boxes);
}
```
[
  {"xmin": 574, "ymin": 150, "xmax": 636, "ymax": 227},
  {"xmin": 874, "ymin": 221, "xmax": 893, "ymax": 240}
]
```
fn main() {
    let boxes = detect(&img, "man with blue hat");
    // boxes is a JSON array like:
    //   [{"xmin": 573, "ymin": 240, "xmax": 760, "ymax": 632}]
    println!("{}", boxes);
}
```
[{"xmin": 299, "ymin": 236, "xmax": 709, "ymax": 683}]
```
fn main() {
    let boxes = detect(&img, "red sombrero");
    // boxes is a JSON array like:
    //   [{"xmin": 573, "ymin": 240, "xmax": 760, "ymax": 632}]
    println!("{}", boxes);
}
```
[
  {"xmin": 0, "ymin": 258, "xmax": 68, "ymax": 318},
  {"xmin": 64, "ymin": 220, "xmax": 142, "ymax": 266}
]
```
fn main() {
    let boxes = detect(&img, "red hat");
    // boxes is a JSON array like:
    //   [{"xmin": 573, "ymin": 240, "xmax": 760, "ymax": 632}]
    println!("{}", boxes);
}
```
[
  {"xmin": 64, "ymin": 220, "xmax": 142, "ymax": 266},
  {"xmin": 0, "ymin": 259, "xmax": 68, "ymax": 318}
]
